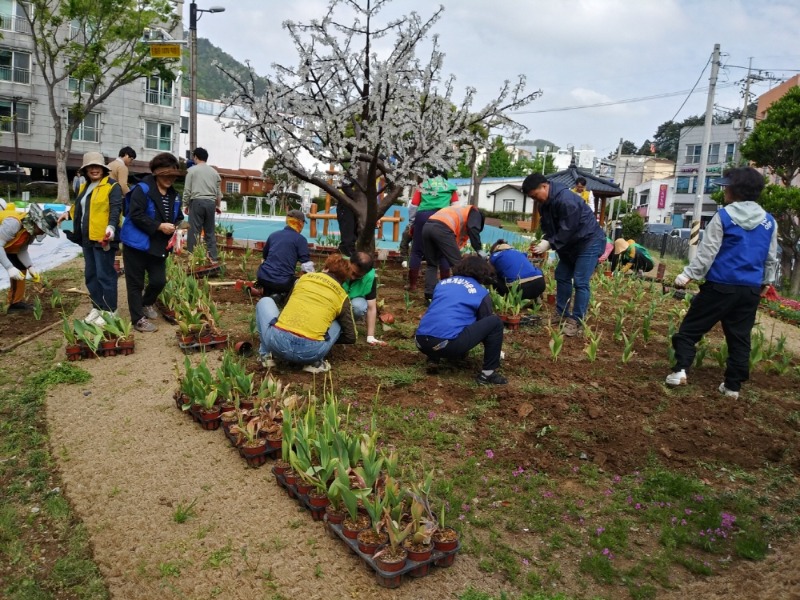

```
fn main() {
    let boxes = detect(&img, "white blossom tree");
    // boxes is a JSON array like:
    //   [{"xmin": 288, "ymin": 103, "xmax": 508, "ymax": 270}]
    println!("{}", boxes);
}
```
[
  {"xmin": 218, "ymin": 0, "xmax": 541, "ymax": 252},
  {"xmin": 24, "ymin": 0, "xmax": 178, "ymax": 201}
]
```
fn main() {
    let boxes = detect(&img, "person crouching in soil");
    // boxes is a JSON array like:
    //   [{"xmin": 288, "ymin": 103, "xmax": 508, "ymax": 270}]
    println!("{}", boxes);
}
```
[
  {"xmin": 256, "ymin": 253, "xmax": 356, "ymax": 373},
  {"xmin": 489, "ymin": 239, "xmax": 545, "ymax": 301},
  {"xmin": 665, "ymin": 167, "xmax": 778, "ymax": 399},
  {"xmin": 415, "ymin": 254, "xmax": 507, "ymax": 385}
]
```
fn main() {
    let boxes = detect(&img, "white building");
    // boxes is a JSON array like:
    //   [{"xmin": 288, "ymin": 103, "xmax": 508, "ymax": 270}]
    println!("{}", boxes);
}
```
[{"xmin": 633, "ymin": 178, "xmax": 676, "ymax": 226}]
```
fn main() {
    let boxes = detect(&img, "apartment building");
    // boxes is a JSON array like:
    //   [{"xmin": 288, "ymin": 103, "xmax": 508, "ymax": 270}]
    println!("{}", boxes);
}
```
[{"xmin": 0, "ymin": 0, "xmax": 184, "ymax": 178}]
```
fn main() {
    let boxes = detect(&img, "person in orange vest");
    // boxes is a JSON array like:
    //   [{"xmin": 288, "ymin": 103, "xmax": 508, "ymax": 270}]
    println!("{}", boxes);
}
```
[
  {"xmin": 0, "ymin": 201, "xmax": 60, "ymax": 311},
  {"xmin": 421, "ymin": 204, "xmax": 486, "ymax": 303}
]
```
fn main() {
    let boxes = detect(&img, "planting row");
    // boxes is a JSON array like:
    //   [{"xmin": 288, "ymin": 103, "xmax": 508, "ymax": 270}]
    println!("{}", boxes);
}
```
[{"xmin": 63, "ymin": 314, "xmax": 135, "ymax": 361}]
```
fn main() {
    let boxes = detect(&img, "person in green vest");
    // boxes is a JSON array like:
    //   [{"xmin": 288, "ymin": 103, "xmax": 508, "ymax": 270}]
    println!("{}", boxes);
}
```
[
  {"xmin": 610, "ymin": 238, "xmax": 654, "ymax": 274},
  {"xmin": 344, "ymin": 252, "xmax": 386, "ymax": 346}
]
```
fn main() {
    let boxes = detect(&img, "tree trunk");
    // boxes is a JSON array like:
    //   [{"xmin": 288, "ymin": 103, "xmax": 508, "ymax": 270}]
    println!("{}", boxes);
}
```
[
  {"xmin": 55, "ymin": 147, "xmax": 71, "ymax": 203},
  {"xmin": 789, "ymin": 250, "xmax": 800, "ymax": 296}
]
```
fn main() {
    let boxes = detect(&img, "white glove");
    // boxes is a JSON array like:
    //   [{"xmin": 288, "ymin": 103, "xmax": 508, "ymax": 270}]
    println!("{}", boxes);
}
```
[
  {"xmin": 534, "ymin": 240, "xmax": 550, "ymax": 255},
  {"xmin": 301, "ymin": 260, "xmax": 315, "ymax": 273},
  {"xmin": 401, "ymin": 261, "xmax": 408, "ymax": 269},
  {"xmin": 104, "ymin": 226, "xmax": 115, "ymax": 240},
  {"xmin": 28, "ymin": 266, "xmax": 40, "ymax": 282},
  {"xmin": 477, "ymin": 250, "xmax": 489, "ymax": 260},
  {"xmin": 674, "ymin": 273, "xmax": 690, "ymax": 288},
  {"xmin": 367, "ymin": 336, "xmax": 387, "ymax": 346},
  {"xmin": 7, "ymin": 266, "xmax": 24, "ymax": 280}
]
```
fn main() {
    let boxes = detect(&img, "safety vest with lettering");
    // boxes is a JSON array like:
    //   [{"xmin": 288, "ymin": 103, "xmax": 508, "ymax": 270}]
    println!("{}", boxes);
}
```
[
  {"xmin": 706, "ymin": 209, "xmax": 775, "ymax": 287},
  {"xmin": 429, "ymin": 206, "xmax": 473, "ymax": 248}
]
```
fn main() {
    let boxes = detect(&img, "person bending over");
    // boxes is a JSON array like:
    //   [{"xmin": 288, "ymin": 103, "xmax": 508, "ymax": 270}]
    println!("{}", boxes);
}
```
[
  {"xmin": 256, "ymin": 209, "xmax": 314, "ymax": 305},
  {"xmin": 489, "ymin": 239, "xmax": 545, "ymax": 301},
  {"xmin": 345, "ymin": 252, "xmax": 386, "ymax": 346}
]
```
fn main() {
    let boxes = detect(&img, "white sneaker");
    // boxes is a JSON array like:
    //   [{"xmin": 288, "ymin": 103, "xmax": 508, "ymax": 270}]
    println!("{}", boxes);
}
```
[
  {"xmin": 302, "ymin": 359, "xmax": 331, "ymax": 374},
  {"xmin": 93, "ymin": 310, "xmax": 117, "ymax": 327},
  {"xmin": 84, "ymin": 308, "xmax": 100, "ymax": 323},
  {"xmin": 718, "ymin": 383, "xmax": 739, "ymax": 399},
  {"xmin": 260, "ymin": 354, "xmax": 276, "ymax": 368},
  {"xmin": 665, "ymin": 369, "xmax": 687, "ymax": 387}
]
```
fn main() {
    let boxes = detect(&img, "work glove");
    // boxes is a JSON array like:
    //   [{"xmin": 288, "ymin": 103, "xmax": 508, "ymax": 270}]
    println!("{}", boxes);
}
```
[
  {"xmin": 301, "ymin": 261, "xmax": 316, "ymax": 273},
  {"xmin": 367, "ymin": 336, "xmax": 387, "ymax": 346},
  {"xmin": 674, "ymin": 273, "xmax": 690, "ymax": 288},
  {"xmin": 533, "ymin": 239, "xmax": 550, "ymax": 255},
  {"xmin": 7, "ymin": 266, "xmax": 24, "ymax": 281},
  {"xmin": 104, "ymin": 226, "xmax": 115, "ymax": 240},
  {"xmin": 27, "ymin": 266, "xmax": 40, "ymax": 282},
  {"xmin": 477, "ymin": 250, "xmax": 489, "ymax": 260}
]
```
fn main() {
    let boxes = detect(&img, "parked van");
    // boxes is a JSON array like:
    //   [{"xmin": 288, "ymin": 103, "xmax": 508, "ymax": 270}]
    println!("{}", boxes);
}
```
[
  {"xmin": 670, "ymin": 228, "xmax": 704, "ymax": 242},
  {"xmin": 644, "ymin": 223, "xmax": 673, "ymax": 235}
]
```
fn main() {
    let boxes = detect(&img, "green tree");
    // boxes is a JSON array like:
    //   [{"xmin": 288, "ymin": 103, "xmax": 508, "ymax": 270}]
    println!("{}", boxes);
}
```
[
  {"xmin": 479, "ymin": 137, "xmax": 514, "ymax": 178},
  {"xmin": 25, "ymin": 0, "xmax": 179, "ymax": 201},
  {"xmin": 759, "ymin": 184, "xmax": 800, "ymax": 294},
  {"xmin": 651, "ymin": 115, "xmax": 704, "ymax": 162},
  {"xmin": 620, "ymin": 212, "xmax": 645, "ymax": 240},
  {"xmin": 620, "ymin": 140, "xmax": 638, "ymax": 155}
]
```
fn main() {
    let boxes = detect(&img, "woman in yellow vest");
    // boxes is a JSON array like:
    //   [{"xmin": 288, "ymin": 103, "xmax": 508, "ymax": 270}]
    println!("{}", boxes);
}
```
[
  {"xmin": 421, "ymin": 205, "xmax": 486, "ymax": 303},
  {"xmin": 0, "ymin": 201, "xmax": 60, "ymax": 310},
  {"xmin": 67, "ymin": 152, "xmax": 123, "ymax": 325},
  {"xmin": 255, "ymin": 254, "xmax": 357, "ymax": 373}
]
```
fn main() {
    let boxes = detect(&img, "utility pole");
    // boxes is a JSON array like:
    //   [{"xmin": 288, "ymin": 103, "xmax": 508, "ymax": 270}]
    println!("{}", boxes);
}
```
[{"xmin": 689, "ymin": 43, "xmax": 721, "ymax": 261}]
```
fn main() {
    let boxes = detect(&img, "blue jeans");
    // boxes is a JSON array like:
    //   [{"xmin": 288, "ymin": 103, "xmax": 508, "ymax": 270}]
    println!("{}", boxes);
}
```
[
  {"xmin": 255, "ymin": 297, "xmax": 341, "ymax": 364},
  {"xmin": 351, "ymin": 297, "xmax": 367, "ymax": 320},
  {"xmin": 83, "ymin": 244, "xmax": 118, "ymax": 311},
  {"xmin": 554, "ymin": 236, "xmax": 605, "ymax": 323}
]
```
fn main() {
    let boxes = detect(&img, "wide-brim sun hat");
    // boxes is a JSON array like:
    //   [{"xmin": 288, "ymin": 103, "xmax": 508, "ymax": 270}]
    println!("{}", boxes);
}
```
[
  {"xmin": 28, "ymin": 203, "xmax": 60, "ymax": 238},
  {"xmin": 80, "ymin": 152, "xmax": 109, "ymax": 173},
  {"xmin": 613, "ymin": 238, "xmax": 629, "ymax": 255}
]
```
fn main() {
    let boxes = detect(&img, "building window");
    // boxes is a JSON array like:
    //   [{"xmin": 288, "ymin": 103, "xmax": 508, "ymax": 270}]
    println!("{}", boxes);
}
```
[
  {"xmin": 502, "ymin": 198, "xmax": 514, "ymax": 212},
  {"xmin": 145, "ymin": 120, "xmax": 172, "ymax": 150},
  {"xmin": 70, "ymin": 112, "xmax": 100, "ymax": 142},
  {"xmin": 225, "ymin": 181, "xmax": 240, "ymax": 194},
  {"xmin": 145, "ymin": 76, "xmax": 173, "ymax": 107},
  {"xmin": 0, "ymin": 48, "xmax": 31, "ymax": 84},
  {"xmin": 0, "ymin": 99, "xmax": 30, "ymax": 134},
  {"xmin": 707, "ymin": 143, "xmax": 720, "ymax": 164},
  {"xmin": 725, "ymin": 143, "xmax": 735, "ymax": 163},
  {"xmin": 180, "ymin": 115, "xmax": 188, "ymax": 133},
  {"xmin": 685, "ymin": 145, "xmax": 702, "ymax": 164},
  {"xmin": 68, "ymin": 77, "xmax": 92, "ymax": 94},
  {"xmin": 0, "ymin": 1, "xmax": 31, "ymax": 34},
  {"xmin": 676, "ymin": 176, "xmax": 692, "ymax": 194}
]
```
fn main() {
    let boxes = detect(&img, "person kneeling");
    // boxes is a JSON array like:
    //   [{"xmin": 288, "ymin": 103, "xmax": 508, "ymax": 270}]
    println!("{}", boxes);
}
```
[
  {"xmin": 255, "ymin": 254, "xmax": 356, "ymax": 373},
  {"xmin": 415, "ymin": 254, "xmax": 507, "ymax": 385}
]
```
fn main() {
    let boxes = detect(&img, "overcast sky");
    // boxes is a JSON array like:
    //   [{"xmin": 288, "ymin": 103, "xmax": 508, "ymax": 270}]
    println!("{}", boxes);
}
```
[{"xmin": 186, "ymin": 0, "xmax": 800, "ymax": 157}]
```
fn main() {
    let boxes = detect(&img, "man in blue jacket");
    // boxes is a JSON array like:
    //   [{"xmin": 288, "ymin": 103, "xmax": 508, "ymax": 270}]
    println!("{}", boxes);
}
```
[{"xmin": 522, "ymin": 173, "xmax": 606, "ymax": 336}]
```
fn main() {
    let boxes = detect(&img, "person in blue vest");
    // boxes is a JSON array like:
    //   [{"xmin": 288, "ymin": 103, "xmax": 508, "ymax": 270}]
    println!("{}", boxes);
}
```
[
  {"xmin": 344, "ymin": 252, "xmax": 386, "ymax": 346},
  {"xmin": 522, "ymin": 173, "xmax": 606, "ymax": 337},
  {"xmin": 120, "ymin": 153, "xmax": 184, "ymax": 333},
  {"xmin": 415, "ymin": 255, "xmax": 506, "ymax": 385},
  {"xmin": 256, "ymin": 209, "xmax": 315, "ymax": 306},
  {"xmin": 489, "ymin": 239, "xmax": 545, "ymax": 301},
  {"xmin": 666, "ymin": 167, "xmax": 778, "ymax": 399}
]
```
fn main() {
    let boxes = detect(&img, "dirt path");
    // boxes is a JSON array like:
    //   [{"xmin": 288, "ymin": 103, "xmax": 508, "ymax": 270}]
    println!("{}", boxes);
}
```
[{"xmin": 45, "ymin": 288, "xmax": 509, "ymax": 600}]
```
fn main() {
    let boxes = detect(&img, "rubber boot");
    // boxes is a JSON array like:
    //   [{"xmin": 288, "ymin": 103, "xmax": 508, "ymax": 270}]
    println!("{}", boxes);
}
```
[
  {"xmin": 405, "ymin": 268, "xmax": 420, "ymax": 292},
  {"xmin": 8, "ymin": 277, "xmax": 25, "ymax": 305}
]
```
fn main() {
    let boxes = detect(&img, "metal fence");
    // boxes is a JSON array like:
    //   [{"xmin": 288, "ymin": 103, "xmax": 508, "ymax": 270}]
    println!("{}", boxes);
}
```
[{"xmin": 639, "ymin": 233, "xmax": 690, "ymax": 260}]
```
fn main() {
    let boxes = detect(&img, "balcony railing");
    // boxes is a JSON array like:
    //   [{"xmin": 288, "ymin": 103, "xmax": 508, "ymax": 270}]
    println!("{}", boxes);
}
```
[
  {"xmin": 0, "ymin": 13, "xmax": 32, "ymax": 34},
  {"xmin": 0, "ymin": 65, "xmax": 31, "ymax": 84},
  {"xmin": 0, "ymin": 118, "xmax": 30, "ymax": 134},
  {"xmin": 145, "ymin": 89, "xmax": 173, "ymax": 107}
]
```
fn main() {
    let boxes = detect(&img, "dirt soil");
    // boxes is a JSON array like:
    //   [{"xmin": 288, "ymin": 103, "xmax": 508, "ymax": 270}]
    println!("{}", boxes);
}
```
[{"xmin": 4, "ymin": 256, "xmax": 799, "ymax": 599}]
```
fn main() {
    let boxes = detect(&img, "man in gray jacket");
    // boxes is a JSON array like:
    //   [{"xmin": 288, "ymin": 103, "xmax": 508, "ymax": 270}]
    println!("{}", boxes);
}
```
[{"xmin": 184, "ymin": 147, "xmax": 222, "ymax": 262}]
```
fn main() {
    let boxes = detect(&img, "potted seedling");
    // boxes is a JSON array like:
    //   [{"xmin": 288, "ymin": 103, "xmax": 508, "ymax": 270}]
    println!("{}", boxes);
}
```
[
  {"xmin": 372, "ymin": 504, "xmax": 413, "ymax": 575},
  {"xmin": 74, "ymin": 319, "xmax": 104, "ymax": 358},
  {"xmin": 63, "ymin": 317, "xmax": 82, "ymax": 361}
]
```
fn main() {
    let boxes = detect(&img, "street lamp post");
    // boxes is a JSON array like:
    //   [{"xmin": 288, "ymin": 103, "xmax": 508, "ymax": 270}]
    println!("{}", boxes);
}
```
[{"xmin": 189, "ymin": 2, "xmax": 225, "ymax": 156}]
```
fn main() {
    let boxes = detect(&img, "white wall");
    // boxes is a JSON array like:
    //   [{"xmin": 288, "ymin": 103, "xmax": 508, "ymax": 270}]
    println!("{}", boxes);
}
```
[{"xmin": 634, "ymin": 178, "xmax": 675, "ymax": 224}]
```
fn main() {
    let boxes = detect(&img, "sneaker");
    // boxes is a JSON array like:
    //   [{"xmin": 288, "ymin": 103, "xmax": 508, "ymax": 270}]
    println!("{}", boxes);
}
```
[
  {"xmin": 84, "ymin": 308, "xmax": 100, "ymax": 323},
  {"xmin": 142, "ymin": 305, "xmax": 159, "ymax": 320},
  {"xmin": 476, "ymin": 371, "xmax": 508, "ymax": 385},
  {"xmin": 134, "ymin": 317, "xmax": 158, "ymax": 333},
  {"xmin": 260, "ymin": 353, "xmax": 276, "ymax": 368},
  {"xmin": 302, "ymin": 359, "xmax": 330, "ymax": 374},
  {"xmin": 425, "ymin": 357, "xmax": 441, "ymax": 375},
  {"xmin": 8, "ymin": 301, "xmax": 33, "ymax": 311},
  {"xmin": 665, "ymin": 369, "xmax": 687, "ymax": 387},
  {"xmin": 562, "ymin": 318, "xmax": 581, "ymax": 337},
  {"xmin": 718, "ymin": 383, "xmax": 739, "ymax": 399},
  {"xmin": 92, "ymin": 310, "xmax": 116, "ymax": 327},
  {"xmin": 550, "ymin": 313, "xmax": 565, "ymax": 326}
]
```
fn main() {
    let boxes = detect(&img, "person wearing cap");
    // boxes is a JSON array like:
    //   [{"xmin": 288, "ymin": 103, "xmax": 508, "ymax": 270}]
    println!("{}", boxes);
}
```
[
  {"xmin": 0, "ymin": 202, "xmax": 59, "ymax": 311},
  {"xmin": 183, "ymin": 147, "xmax": 222, "ymax": 263},
  {"xmin": 107, "ymin": 146, "xmax": 137, "ymax": 195},
  {"xmin": 666, "ymin": 167, "xmax": 778, "ymax": 400},
  {"xmin": 344, "ymin": 252, "xmax": 386, "ymax": 346},
  {"xmin": 120, "ymin": 153, "xmax": 184, "ymax": 333},
  {"xmin": 489, "ymin": 239, "xmax": 545, "ymax": 301},
  {"xmin": 610, "ymin": 238, "xmax": 654, "ymax": 274},
  {"xmin": 255, "ymin": 209, "xmax": 314, "ymax": 304},
  {"xmin": 67, "ymin": 151, "xmax": 123, "ymax": 325},
  {"xmin": 415, "ymin": 255, "xmax": 507, "ymax": 385},
  {"xmin": 421, "ymin": 204, "xmax": 486, "ymax": 304},
  {"xmin": 256, "ymin": 253, "xmax": 357, "ymax": 373},
  {"xmin": 521, "ymin": 173, "xmax": 606, "ymax": 337}
]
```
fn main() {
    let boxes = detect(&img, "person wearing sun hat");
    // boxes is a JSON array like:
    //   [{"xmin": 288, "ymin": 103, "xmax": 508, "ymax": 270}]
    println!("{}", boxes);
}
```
[
  {"xmin": 64, "ymin": 151, "xmax": 122, "ymax": 325},
  {"xmin": 0, "ymin": 202, "xmax": 59, "ymax": 311},
  {"xmin": 610, "ymin": 238, "xmax": 654, "ymax": 274},
  {"xmin": 665, "ymin": 166, "xmax": 778, "ymax": 400}
]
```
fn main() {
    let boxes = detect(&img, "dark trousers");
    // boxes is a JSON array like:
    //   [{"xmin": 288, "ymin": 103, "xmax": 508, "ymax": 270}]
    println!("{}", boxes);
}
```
[
  {"xmin": 123, "ymin": 246, "xmax": 167, "ymax": 324},
  {"xmin": 187, "ymin": 198, "xmax": 218, "ymax": 261},
  {"xmin": 496, "ymin": 277, "xmax": 546, "ymax": 301},
  {"xmin": 415, "ymin": 314, "xmax": 504, "ymax": 371},
  {"xmin": 337, "ymin": 203, "xmax": 359, "ymax": 256},
  {"xmin": 83, "ymin": 244, "xmax": 118, "ymax": 311},
  {"xmin": 422, "ymin": 222, "xmax": 463, "ymax": 297},
  {"xmin": 410, "ymin": 210, "xmax": 448, "ymax": 271},
  {"xmin": 672, "ymin": 282, "xmax": 761, "ymax": 391}
]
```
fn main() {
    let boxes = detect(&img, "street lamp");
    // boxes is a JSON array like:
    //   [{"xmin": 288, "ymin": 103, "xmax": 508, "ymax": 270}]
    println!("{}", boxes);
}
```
[{"xmin": 189, "ymin": 2, "xmax": 225, "ymax": 155}]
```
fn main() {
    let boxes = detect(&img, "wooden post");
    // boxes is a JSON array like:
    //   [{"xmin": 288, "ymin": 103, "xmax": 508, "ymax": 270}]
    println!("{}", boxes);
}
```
[
  {"xmin": 392, "ymin": 209, "xmax": 400, "ymax": 242},
  {"xmin": 599, "ymin": 198, "xmax": 607, "ymax": 226},
  {"xmin": 309, "ymin": 204, "xmax": 318, "ymax": 239}
]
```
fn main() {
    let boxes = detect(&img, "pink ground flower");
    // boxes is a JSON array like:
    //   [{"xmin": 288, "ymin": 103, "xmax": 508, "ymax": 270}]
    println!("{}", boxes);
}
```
[{"xmin": 485, "ymin": 449, "xmax": 494, "ymax": 459}]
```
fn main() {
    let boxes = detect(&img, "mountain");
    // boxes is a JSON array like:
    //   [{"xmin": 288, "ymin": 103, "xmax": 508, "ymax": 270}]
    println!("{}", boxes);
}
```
[
  {"xmin": 181, "ymin": 37, "xmax": 269, "ymax": 101},
  {"xmin": 518, "ymin": 139, "xmax": 559, "ymax": 151}
]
